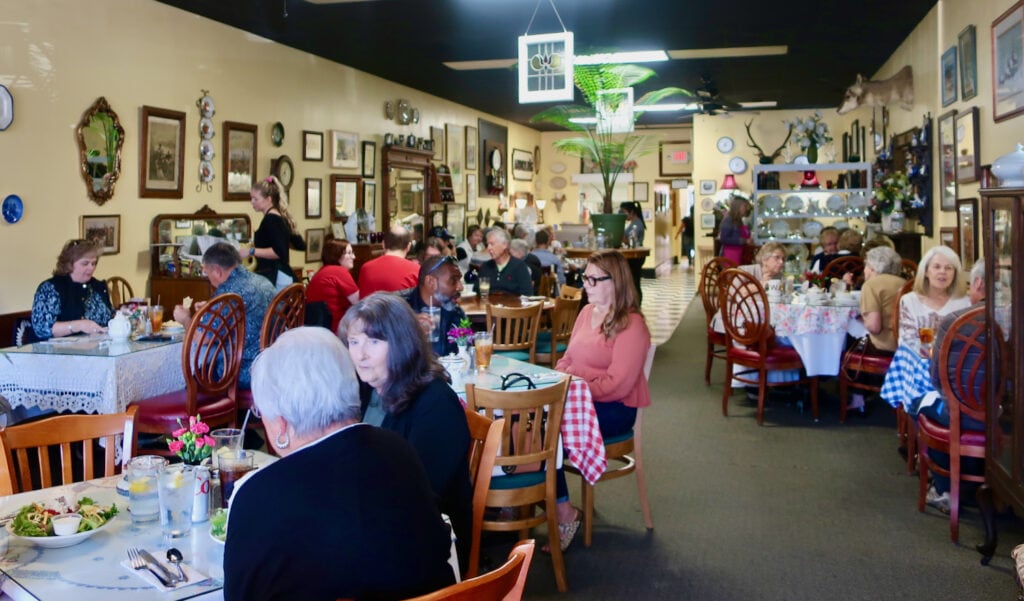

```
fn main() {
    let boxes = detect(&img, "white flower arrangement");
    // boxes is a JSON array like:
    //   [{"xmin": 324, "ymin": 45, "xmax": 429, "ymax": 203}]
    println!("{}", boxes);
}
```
[{"xmin": 784, "ymin": 110, "xmax": 833, "ymax": 150}]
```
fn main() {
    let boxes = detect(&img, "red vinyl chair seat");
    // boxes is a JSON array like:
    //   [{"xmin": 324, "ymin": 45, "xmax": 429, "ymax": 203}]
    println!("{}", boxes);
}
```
[
  {"xmin": 843, "ymin": 351, "xmax": 893, "ymax": 371},
  {"xmin": 134, "ymin": 390, "xmax": 236, "ymax": 432},
  {"xmin": 726, "ymin": 345, "xmax": 803, "ymax": 367},
  {"xmin": 917, "ymin": 414, "xmax": 986, "ymax": 447},
  {"xmin": 707, "ymin": 328, "xmax": 727, "ymax": 346}
]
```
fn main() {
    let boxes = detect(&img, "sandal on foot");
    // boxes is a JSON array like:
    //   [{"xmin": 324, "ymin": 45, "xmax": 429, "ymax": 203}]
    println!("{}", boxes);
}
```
[{"xmin": 542, "ymin": 509, "xmax": 582, "ymax": 553}]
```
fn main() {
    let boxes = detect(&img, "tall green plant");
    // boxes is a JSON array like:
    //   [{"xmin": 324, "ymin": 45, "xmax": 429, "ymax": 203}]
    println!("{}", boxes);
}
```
[{"xmin": 531, "ymin": 64, "xmax": 690, "ymax": 213}]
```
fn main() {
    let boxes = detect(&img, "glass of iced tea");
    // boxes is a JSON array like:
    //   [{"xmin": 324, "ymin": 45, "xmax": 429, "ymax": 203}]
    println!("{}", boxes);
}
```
[
  {"xmin": 218, "ymin": 450, "xmax": 255, "ymax": 508},
  {"xmin": 474, "ymin": 331, "xmax": 493, "ymax": 371},
  {"xmin": 150, "ymin": 305, "xmax": 164, "ymax": 332},
  {"xmin": 918, "ymin": 314, "xmax": 938, "ymax": 358}
]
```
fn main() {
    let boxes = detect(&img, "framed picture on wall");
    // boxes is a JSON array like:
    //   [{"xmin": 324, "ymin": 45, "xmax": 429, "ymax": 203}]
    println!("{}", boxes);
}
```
[
  {"xmin": 937, "ymin": 109, "xmax": 957, "ymax": 210},
  {"xmin": 511, "ymin": 148, "xmax": 534, "ymax": 181},
  {"xmin": 954, "ymin": 106, "xmax": 980, "ymax": 183},
  {"xmin": 303, "ymin": 130, "xmax": 323, "ymax": 161},
  {"xmin": 958, "ymin": 25, "xmax": 978, "ymax": 100},
  {"xmin": 699, "ymin": 213, "xmax": 716, "ymax": 229},
  {"xmin": 81, "ymin": 215, "xmax": 120, "ymax": 255},
  {"xmin": 361, "ymin": 141, "xmax": 376, "ymax": 178},
  {"xmin": 956, "ymin": 197, "xmax": 978, "ymax": 270},
  {"xmin": 446, "ymin": 123, "xmax": 465, "ymax": 194},
  {"xmin": 465, "ymin": 126, "xmax": 478, "ymax": 170},
  {"xmin": 330, "ymin": 130, "xmax": 359, "ymax": 169},
  {"xmin": 223, "ymin": 121, "xmax": 257, "ymax": 200},
  {"xmin": 363, "ymin": 181, "xmax": 376, "ymax": 215},
  {"xmin": 139, "ymin": 106, "xmax": 185, "ymax": 198},
  {"xmin": 632, "ymin": 181, "xmax": 649, "ymax": 203},
  {"xmin": 430, "ymin": 126, "xmax": 445, "ymax": 163},
  {"xmin": 305, "ymin": 177, "xmax": 322, "ymax": 219},
  {"xmin": 466, "ymin": 173, "xmax": 478, "ymax": 212},
  {"xmin": 941, "ymin": 46, "xmax": 958, "ymax": 107},
  {"xmin": 305, "ymin": 228, "xmax": 325, "ymax": 263},
  {"xmin": 939, "ymin": 226, "xmax": 960, "ymax": 256},
  {"xmin": 993, "ymin": 2, "xmax": 1024, "ymax": 122},
  {"xmin": 699, "ymin": 179, "xmax": 716, "ymax": 195}
]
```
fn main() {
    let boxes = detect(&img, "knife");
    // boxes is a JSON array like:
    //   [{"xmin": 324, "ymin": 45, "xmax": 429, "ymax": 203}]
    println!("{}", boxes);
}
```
[{"xmin": 138, "ymin": 549, "xmax": 178, "ymax": 585}]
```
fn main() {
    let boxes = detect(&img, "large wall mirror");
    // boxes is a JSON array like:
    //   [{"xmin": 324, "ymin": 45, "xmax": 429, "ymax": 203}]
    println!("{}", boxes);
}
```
[
  {"xmin": 76, "ymin": 97, "xmax": 125, "ymax": 205},
  {"xmin": 223, "ymin": 121, "xmax": 257, "ymax": 200},
  {"xmin": 330, "ymin": 174, "xmax": 363, "ymax": 220},
  {"xmin": 381, "ymin": 145, "xmax": 433, "ymax": 233}
]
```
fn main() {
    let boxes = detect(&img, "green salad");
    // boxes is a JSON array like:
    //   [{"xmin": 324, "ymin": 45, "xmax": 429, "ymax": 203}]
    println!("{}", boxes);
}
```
[
  {"xmin": 210, "ymin": 508, "xmax": 228, "ymax": 542},
  {"xmin": 11, "ymin": 497, "xmax": 118, "ymax": 537}
]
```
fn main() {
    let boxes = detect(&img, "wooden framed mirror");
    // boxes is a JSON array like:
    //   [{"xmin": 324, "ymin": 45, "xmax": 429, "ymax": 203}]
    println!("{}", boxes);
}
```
[
  {"xmin": 223, "ymin": 121, "xmax": 258, "ymax": 200},
  {"xmin": 76, "ymin": 97, "xmax": 125, "ymax": 205},
  {"xmin": 330, "ymin": 174, "xmax": 363, "ymax": 221},
  {"xmin": 381, "ymin": 145, "xmax": 434, "ymax": 233}
]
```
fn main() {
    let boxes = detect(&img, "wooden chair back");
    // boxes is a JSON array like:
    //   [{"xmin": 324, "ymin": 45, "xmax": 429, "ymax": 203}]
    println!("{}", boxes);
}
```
[
  {"xmin": 559, "ymin": 285, "xmax": 582, "ymax": 300},
  {"xmin": 402, "ymin": 539, "xmax": 536, "ymax": 601},
  {"xmin": 464, "ymin": 410, "xmax": 504, "ymax": 578},
  {"xmin": 0, "ymin": 406, "xmax": 138, "ymax": 496},
  {"xmin": 536, "ymin": 272, "xmax": 556, "ymax": 298},
  {"xmin": 536, "ymin": 297, "xmax": 581, "ymax": 367},
  {"xmin": 700, "ymin": 257, "xmax": 736, "ymax": 326},
  {"xmin": 899, "ymin": 258, "xmax": 919, "ymax": 280},
  {"xmin": 260, "ymin": 283, "xmax": 306, "ymax": 350},
  {"xmin": 486, "ymin": 303, "xmax": 544, "ymax": 364},
  {"xmin": 937, "ymin": 307, "xmax": 991, "ymax": 426},
  {"xmin": 106, "ymin": 276, "xmax": 134, "ymax": 307},
  {"xmin": 465, "ymin": 377, "xmax": 570, "ymax": 592},
  {"xmin": 717, "ymin": 268, "xmax": 772, "ymax": 350},
  {"xmin": 822, "ymin": 255, "xmax": 865, "ymax": 286},
  {"xmin": 184, "ymin": 293, "xmax": 246, "ymax": 415}
]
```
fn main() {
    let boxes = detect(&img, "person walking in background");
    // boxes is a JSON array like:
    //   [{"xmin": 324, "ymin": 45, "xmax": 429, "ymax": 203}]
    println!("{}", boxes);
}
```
[
  {"xmin": 249, "ymin": 175, "xmax": 304, "ymax": 290},
  {"xmin": 718, "ymin": 196, "xmax": 751, "ymax": 265}
]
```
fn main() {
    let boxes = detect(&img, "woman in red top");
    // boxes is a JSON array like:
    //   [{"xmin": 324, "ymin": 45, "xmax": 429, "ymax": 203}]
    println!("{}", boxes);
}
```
[
  {"xmin": 550, "ymin": 249, "xmax": 651, "ymax": 551},
  {"xmin": 306, "ymin": 239, "xmax": 359, "ymax": 332}
]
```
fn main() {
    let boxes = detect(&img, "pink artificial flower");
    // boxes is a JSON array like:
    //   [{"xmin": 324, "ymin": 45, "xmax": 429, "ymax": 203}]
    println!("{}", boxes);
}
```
[
  {"xmin": 195, "ymin": 437, "xmax": 207, "ymax": 449},
  {"xmin": 203, "ymin": 435, "xmax": 216, "ymax": 447},
  {"xmin": 188, "ymin": 415, "xmax": 198, "ymax": 428},
  {"xmin": 168, "ymin": 440, "xmax": 185, "ymax": 454},
  {"xmin": 172, "ymin": 427, "xmax": 187, "ymax": 438},
  {"xmin": 192, "ymin": 421, "xmax": 210, "ymax": 435}
]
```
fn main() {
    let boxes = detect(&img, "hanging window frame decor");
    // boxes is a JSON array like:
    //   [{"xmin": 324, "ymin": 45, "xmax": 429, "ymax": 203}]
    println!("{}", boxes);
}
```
[{"xmin": 518, "ymin": 31, "xmax": 574, "ymax": 104}]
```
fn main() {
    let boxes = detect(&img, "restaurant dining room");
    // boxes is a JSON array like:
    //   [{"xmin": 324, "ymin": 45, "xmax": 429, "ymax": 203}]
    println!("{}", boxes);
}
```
[{"xmin": 3, "ymin": 0, "xmax": 1024, "ymax": 599}]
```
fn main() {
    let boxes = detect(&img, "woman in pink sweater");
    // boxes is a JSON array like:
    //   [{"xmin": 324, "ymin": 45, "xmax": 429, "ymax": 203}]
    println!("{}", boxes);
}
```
[{"xmin": 550, "ymin": 250, "xmax": 651, "ymax": 551}]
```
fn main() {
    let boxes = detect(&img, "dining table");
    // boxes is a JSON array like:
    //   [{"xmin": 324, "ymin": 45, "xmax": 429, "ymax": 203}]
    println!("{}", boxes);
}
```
[
  {"xmin": 0, "ymin": 451, "xmax": 278, "ymax": 601},
  {"xmin": 451, "ymin": 355, "xmax": 607, "ymax": 485},
  {"xmin": 458, "ymin": 291, "xmax": 554, "ymax": 318},
  {"xmin": 0, "ymin": 334, "xmax": 185, "ymax": 417},
  {"xmin": 880, "ymin": 344, "xmax": 936, "ymax": 411}
]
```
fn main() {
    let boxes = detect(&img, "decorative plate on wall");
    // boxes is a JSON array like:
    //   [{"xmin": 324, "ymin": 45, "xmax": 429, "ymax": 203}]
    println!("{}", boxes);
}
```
[
  {"xmin": 717, "ymin": 136, "xmax": 734, "ymax": 153},
  {"xmin": 2, "ymin": 194, "xmax": 24, "ymax": 224},
  {"xmin": 0, "ymin": 85, "xmax": 12, "ymax": 131},
  {"xmin": 549, "ymin": 176, "xmax": 567, "ymax": 190},
  {"xmin": 549, "ymin": 161, "xmax": 566, "ymax": 174},
  {"xmin": 271, "ymin": 122, "xmax": 284, "ymax": 147},
  {"xmin": 728, "ymin": 156, "xmax": 747, "ymax": 174}
]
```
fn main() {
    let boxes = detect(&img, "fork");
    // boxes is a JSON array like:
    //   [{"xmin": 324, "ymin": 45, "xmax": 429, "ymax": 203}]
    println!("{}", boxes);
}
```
[{"xmin": 127, "ymin": 547, "xmax": 173, "ymax": 587}]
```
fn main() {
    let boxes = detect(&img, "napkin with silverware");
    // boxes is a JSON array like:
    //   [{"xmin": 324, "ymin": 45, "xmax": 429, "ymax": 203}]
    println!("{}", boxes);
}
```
[{"xmin": 120, "ymin": 557, "xmax": 210, "ymax": 591}]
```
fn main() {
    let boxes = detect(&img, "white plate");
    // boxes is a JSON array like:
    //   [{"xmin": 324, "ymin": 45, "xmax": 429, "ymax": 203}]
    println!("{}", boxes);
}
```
[
  {"xmin": 825, "ymin": 194, "xmax": 845, "ymax": 212},
  {"xmin": 793, "ymin": 155, "xmax": 809, "ymax": 165},
  {"xmin": 210, "ymin": 529, "xmax": 225, "ymax": 545},
  {"xmin": 199, "ymin": 117, "xmax": 215, "ymax": 140},
  {"xmin": 761, "ymin": 194, "xmax": 782, "ymax": 213},
  {"xmin": 848, "ymin": 192, "xmax": 869, "ymax": 208},
  {"xmin": 701, "ymin": 197, "xmax": 715, "ymax": 211},
  {"xmin": 770, "ymin": 220, "xmax": 790, "ymax": 238},
  {"xmin": 200, "ymin": 140, "xmax": 215, "ymax": 161},
  {"xmin": 6, "ymin": 515, "xmax": 115, "ymax": 549},
  {"xmin": 549, "ymin": 161, "xmax": 566, "ymax": 174},
  {"xmin": 162, "ymin": 326, "xmax": 185, "ymax": 334},
  {"xmin": 0, "ymin": 85, "xmax": 12, "ymax": 131},
  {"xmin": 832, "ymin": 219, "xmax": 849, "ymax": 231},
  {"xmin": 784, "ymin": 195, "xmax": 804, "ymax": 212},
  {"xmin": 549, "ymin": 176, "xmax": 567, "ymax": 190},
  {"xmin": 802, "ymin": 220, "xmax": 824, "ymax": 238}
]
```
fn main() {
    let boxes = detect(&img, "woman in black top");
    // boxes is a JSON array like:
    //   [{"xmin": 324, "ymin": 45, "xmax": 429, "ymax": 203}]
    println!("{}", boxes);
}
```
[
  {"xmin": 31, "ymin": 238, "xmax": 114, "ymax": 340},
  {"xmin": 249, "ymin": 175, "xmax": 303, "ymax": 290}
]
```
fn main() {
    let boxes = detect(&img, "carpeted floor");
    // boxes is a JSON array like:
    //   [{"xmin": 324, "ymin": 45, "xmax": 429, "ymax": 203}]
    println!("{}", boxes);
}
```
[{"xmin": 501, "ymin": 287, "xmax": 1024, "ymax": 600}]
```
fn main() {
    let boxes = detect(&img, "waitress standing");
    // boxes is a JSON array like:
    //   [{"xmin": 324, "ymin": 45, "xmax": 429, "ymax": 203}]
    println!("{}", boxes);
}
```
[{"xmin": 249, "ymin": 176, "xmax": 304, "ymax": 290}]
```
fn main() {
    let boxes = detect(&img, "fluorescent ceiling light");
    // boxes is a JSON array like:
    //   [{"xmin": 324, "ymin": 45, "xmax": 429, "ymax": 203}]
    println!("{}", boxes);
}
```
[
  {"xmin": 667, "ymin": 45, "xmax": 788, "ymax": 59},
  {"xmin": 568, "ymin": 117, "xmax": 599, "ymax": 124},
  {"xmin": 444, "ymin": 58, "xmax": 517, "ymax": 70},
  {"xmin": 636, "ymin": 103, "xmax": 699, "ymax": 112},
  {"xmin": 739, "ymin": 101, "xmax": 778, "ymax": 108},
  {"xmin": 574, "ymin": 50, "xmax": 668, "ymax": 65}
]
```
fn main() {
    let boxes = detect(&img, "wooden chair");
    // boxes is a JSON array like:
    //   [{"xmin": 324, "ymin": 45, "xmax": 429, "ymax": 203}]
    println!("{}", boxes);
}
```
[
  {"xmin": 464, "ymin": 410, "xmax": 505, "ymax": 579},
  {"xmin": 837, "ymin": 277, "xmax": 910, "ymax": 422},
  {"xmin": 899, "ymin": 258, "xmax": 919, "ymax": 280},
  {"xmin": 822, "ymin": 255, "xmax": 865, "ymax": 287},
  {"xmin": 699, "ymin": 257, "xmax": 736, "ymax": 385},
  {"xmin": 568, "ymin": 345, "xmax": 656, "ymax": 547},
  {"xmin": 559, "ymin": 285, "xmax": 582, "ymax": 301},
  {"xmin": 129, "ymin": 294, "xmax": 244, "ymax": 452},
  {"xmin": 0, "ymin": 406, "xmax": 138, "ymax": 495},
  {"xmin": 486, "ymin": 303, "xmax": 544, "ymax": 365},
  {"xmin": 536, "ymin": 272, "xmax": 556, "ymax": 299},
  {"xmin": 402, "ymin": 539, "xmax": 536, "ymax": 601},
  {"xmin": 106, "ymin": 276, "xmax": 135, "ymax": 307},
  {"xmin": 916, "ymin": 307, "xmax": 999, "ymax": 542},
  {"xmin": 236, "ymin": 284, "xmax": 307, "ymax": 416},
  {"xmin": 466, "ymin": 377, "xmax": 570, "ymax": 593},
  {"xmin": 534, "ymin": 297, "xmax": 581, "ymax": 368},
  {"xmin": 718, "ymin": 268, "xmax": 819, "ymax": 426}
]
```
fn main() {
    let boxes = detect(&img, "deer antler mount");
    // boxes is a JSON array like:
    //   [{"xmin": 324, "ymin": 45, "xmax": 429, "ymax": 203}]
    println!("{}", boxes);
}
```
[{"xmin": 745, "ymin": 120, "xmax": 793, "ymax": 164}]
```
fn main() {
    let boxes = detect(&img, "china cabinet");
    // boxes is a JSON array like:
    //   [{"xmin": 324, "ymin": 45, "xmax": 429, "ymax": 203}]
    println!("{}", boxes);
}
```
[
  {"xmin": 751, "ymin": 162, "xmax": 872, "ymax": 245},
  {"xmin": 977, "ymin": 187, "xmax": 1022, "ymax": 563},
  {"xmin": 148, "ymin": 206, "xmax": 252, "ymax": 309}
]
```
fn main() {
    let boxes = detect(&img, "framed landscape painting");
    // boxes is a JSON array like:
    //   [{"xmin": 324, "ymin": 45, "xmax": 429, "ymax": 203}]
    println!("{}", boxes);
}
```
[
  {"xmin": 958, "ymin": 25, "xmax": 978, "ymax": 100},
  {"xmin": 139, "ymin": 106, "xmax": 185, "ymax": 198},
  {"xmin": 993, "ymin": 2, "xmax": 1024, "ymax": 121},
  {"xmin": 941, "ymin": 46, "xmax": 958, "ymax": 107},
  {"xmin": 81, "ymin": 215, "xmax": 120, "ymax": 255},
  {"xmin": 330, "ymin": 130, "xmax": 359, "ymax": 169}
]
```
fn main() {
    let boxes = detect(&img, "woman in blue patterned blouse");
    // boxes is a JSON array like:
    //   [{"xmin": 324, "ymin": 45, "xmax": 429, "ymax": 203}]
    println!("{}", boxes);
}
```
[{"xmin": 31, "ymin": 239, "xmax": 114, "ymax": 339}]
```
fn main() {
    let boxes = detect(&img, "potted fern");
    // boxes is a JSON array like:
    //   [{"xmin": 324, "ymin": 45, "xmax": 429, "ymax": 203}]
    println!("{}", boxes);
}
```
[{"xmin": 531, "ymin": 64, "xmax": 689, "ymax": 247}]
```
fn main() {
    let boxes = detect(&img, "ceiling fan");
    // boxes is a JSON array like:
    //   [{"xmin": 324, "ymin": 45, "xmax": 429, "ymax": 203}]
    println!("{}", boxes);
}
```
[{"xmin": 691, "ymin": 75, "xmax": 776, "ymax": 117}]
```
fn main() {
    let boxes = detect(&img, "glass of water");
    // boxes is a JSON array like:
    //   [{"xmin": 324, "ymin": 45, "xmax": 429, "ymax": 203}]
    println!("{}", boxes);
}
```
[{"xmin": 158, "ymin": 465, "xmax": 194, "ymax": 538}]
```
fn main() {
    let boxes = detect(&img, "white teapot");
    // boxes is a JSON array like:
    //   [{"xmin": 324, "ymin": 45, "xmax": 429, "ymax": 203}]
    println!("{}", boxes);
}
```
[
  {"xmin": 439, "ymin": 354, "xmax": 468, "ymax": 390},
  {"xmin": 108, "ymin": 312, "xmax": 131, "ymax": 341}
]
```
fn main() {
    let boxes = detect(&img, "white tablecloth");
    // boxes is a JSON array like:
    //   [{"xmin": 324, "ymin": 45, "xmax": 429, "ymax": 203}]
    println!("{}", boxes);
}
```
[{"xmin": 0, "ymin": 338, "xmax": 184, "ymax": 415}]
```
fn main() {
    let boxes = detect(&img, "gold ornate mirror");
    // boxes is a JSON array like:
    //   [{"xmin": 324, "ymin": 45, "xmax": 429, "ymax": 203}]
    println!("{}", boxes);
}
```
[{"xmin": 76, "ymin": 97, "xmax": 125, "ymax": 205}]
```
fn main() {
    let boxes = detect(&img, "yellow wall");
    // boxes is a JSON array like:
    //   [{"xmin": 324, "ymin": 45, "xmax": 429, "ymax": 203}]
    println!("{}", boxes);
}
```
[{"xmin": 0, "ymin": 0, "xmax": 539, "ymax": 313}]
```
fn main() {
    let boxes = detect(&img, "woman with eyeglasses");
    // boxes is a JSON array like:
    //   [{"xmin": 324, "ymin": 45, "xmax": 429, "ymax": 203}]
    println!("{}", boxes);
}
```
[
  {"xmin": 549, "ymin": 249, "xmax": 652, "ymax": 552},
  {"xmin": 30, "ymin": 238, "xmax": 114, "ymax": 339},
  {"xmin": 305, "ymin": 239, "xmax": 360, "ymax": 332},
  {"xmin": 338, "ymin": 294, "xmax": 472, "ymax": 576}
]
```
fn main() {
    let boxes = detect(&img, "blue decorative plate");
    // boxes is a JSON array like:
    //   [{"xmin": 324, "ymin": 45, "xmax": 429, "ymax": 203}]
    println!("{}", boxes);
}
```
[{"xmin": 2, "ymin": 194, "xmax": 23, "ymax": 224}]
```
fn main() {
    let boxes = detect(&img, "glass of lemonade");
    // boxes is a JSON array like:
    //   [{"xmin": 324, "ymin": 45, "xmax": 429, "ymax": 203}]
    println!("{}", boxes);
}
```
[
  {"xmin": 158, "ymin": 465, "xmax": 194, "ymax": 538},
  {"xmin": 474, "ymin": 331, "xmax": 493, "ymax": 371},
  {"xmin": 126, "ymin": 455, "xmax": 167, "ymax": 523}
]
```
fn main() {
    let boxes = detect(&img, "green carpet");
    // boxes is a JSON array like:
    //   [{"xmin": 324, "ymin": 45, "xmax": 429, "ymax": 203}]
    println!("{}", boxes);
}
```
[{"xmin": 510, "ymin": 300, "xmax": 1024, "ymax": 600}]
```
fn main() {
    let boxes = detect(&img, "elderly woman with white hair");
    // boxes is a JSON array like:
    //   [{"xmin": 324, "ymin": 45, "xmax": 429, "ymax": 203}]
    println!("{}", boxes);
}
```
[
  {"xmin": 898, "ymin": 245, "xmax": 971, "ymax": 355},
  {"xmin": 223, "ymin": 327, "xmax": 456, "ymax": 601},
  {"xmin": 858, "ymin": 246, "xmax": 906, "ymax": 353}
]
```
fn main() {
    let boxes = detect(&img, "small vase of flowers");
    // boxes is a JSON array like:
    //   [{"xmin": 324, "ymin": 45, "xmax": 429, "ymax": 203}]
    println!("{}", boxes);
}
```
[
  {"xmin": 803, "ymin": 271, "xmax": 831, "ymax": 290},
  {"xmin": 167, "ymin": 414, "xmax": 216, "ymax": 466},
  {"xmin": 446, "ymin": 317, "xmax": 475, "ymax": 364},
  {"xmin": 784, "ymin": 111, "xmax": 833, "ymax": 164}
]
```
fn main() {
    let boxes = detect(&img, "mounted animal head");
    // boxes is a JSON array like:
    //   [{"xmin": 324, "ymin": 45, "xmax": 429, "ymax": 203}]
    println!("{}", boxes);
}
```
[
  {"xmin": 837, "ymin": 66, "xmax": 914, "ymax": 114},
  {"xmin": 744, "ymin": 120, "xmax": 792, "ymax": 164}
]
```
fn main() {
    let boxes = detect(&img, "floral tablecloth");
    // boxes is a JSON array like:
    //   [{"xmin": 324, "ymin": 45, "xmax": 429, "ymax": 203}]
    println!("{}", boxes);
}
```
[{"xmin": 769, "ymin": 301, "xmax": 861, "ymax": 337}]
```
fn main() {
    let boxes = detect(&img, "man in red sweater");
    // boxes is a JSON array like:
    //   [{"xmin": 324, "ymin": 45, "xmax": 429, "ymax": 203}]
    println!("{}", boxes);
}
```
[{"xmin": 358, "ymin": 225, "xmax": 420, "ymax": 297}]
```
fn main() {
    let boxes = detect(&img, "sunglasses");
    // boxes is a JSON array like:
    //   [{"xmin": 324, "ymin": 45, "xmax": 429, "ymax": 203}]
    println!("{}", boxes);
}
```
[
  {"xmin": 425, "ymin": 255, "xmax": 457, "ymax": 277},
  {"xmin": 582, "ymin": 274, "xmax": 612, "ymax": 286}
]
